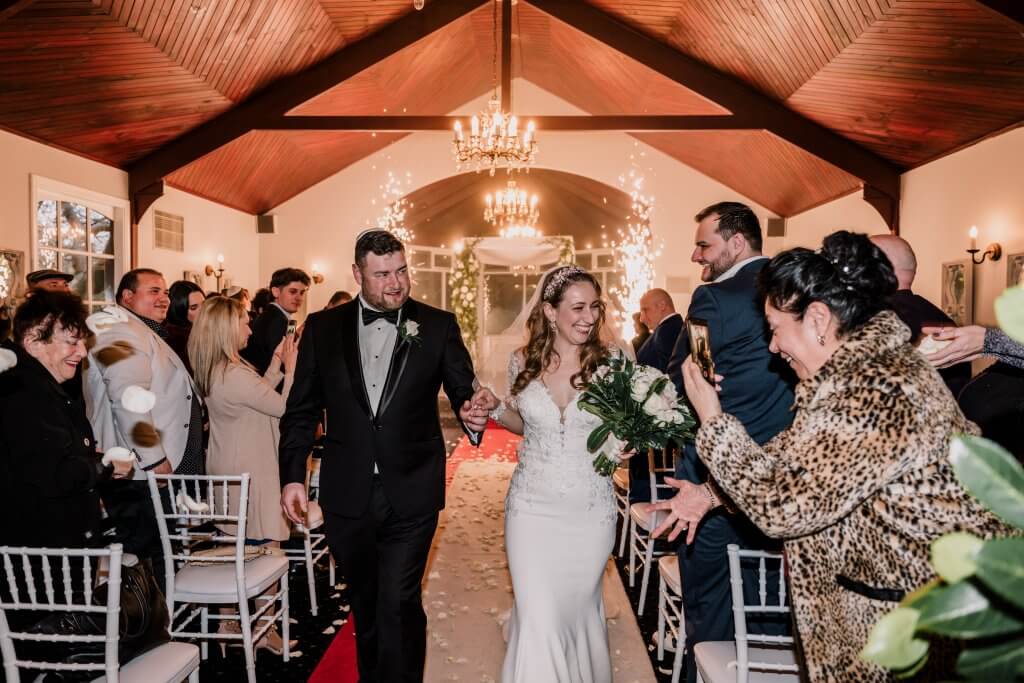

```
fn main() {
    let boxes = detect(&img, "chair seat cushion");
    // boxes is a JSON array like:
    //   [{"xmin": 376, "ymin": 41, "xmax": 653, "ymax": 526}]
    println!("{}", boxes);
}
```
[
  {"xmin": 612, "ymin": 468, "xmax": 630, "ymax": 491},
  {"xmin": 694, "ymin": 641, "xmax": 799, "ymax": 683},
  {"xmin": 174, "ymin": 554, "xmax": 289, "ymax": 603},
  {"xmin": 658, "ymin": 555, "xmax": 682, "ymax": 595},
  {"xmin": 629, "ymin": 502, "xmax": 669, "ymax": 531},
  {"xmin": 92, "ymin": 642, "xmax": 200, "ymax": 683}
]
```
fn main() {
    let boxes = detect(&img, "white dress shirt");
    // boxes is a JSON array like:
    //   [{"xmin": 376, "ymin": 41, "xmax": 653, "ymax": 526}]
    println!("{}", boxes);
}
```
[{"xmin": 714, "ymin": 255, "xmax": 769, "ymax": 283}]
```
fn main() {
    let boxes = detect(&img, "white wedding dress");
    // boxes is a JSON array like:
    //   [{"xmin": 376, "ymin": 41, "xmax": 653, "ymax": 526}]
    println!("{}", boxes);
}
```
[{"xmin": 501, "ymin": 353, "xmax": 617, "ymax": 683}]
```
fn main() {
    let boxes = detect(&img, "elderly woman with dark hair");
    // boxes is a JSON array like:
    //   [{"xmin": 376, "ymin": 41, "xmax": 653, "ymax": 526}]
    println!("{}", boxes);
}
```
[
  {"xmin": 657, "ymin": 231, "xmax": 1012, "ymax": 681},
  {"xmin": 0, "ymin": 292, "xmax": 132, "ymax": 548}
]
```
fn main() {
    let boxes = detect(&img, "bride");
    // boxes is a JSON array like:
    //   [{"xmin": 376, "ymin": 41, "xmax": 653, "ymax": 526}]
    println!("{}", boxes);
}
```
[{"xmin": 479, "ymin": 264, "xmax": 626, "ymax": 682}]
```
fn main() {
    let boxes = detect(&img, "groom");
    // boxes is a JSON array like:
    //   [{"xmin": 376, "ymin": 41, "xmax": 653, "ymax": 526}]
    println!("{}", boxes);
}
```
[{"xmin": 279, "ymin": 230, "xmax": 488, "ymax": 682}]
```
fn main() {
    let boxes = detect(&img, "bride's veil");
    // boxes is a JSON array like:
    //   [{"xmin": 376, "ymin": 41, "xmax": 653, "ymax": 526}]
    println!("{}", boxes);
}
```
[{"xmin": 477, "ymin": 264, "xmax": 635, "ymax": 396}]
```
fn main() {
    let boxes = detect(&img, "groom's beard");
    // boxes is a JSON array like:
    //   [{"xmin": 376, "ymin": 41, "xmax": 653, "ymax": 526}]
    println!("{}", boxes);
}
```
[{"xmin": 362, "ymin": 288, "xmax": 410, "ymax": 311}]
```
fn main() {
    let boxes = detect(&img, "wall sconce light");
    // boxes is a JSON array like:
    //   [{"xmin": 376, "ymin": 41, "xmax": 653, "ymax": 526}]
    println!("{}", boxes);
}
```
[
  {"xmin": 967, "ymin": 226, "xmax": 1002, "ymax": 265},
  {"xmin": 311, "ymin": 263, "xmax": 325, "ymax": 285},
  {"xmin": 205, "ymin": 253, "xmax": 225, "ymax": 291}
]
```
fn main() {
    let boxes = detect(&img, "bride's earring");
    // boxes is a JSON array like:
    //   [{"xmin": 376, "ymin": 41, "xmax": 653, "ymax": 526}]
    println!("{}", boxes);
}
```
[
  {"xmin": 548, "ymin": 318, "xmax": 556, "ymax": 331},
  {"xmin": 816, "ymin": 332, "xmax": 825, "ymax": 346}
]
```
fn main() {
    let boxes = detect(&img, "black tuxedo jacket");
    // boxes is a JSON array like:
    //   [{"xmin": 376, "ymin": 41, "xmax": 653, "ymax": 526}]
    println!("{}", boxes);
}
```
[
  {"xmin": 667, "ymin": 259, "xmax": 796, "ymax": 481},
  {"xmin": 637, "ymin": 312, "xmax": 683, "ymax": 372},
  {"xmin": 242, "ymin": 305, "xmax": 288, "ymax": 375},
  {"xmin": 279, "ymin": 298, "xmax": 477, "ymax": 518}
]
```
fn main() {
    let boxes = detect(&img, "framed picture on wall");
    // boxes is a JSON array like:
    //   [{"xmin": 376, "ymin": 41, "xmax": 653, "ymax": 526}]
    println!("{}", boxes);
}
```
[
  {"xmin": 183, "ymin": 270, "xmax": 203, "ymax": 287},
  {"xmin": 1007, "ymin": 253, "xmax": 1024, "ymax": 288},
  {"xmin": 940, "ymin": 259, "xmax": 972, "ymax": 326}
]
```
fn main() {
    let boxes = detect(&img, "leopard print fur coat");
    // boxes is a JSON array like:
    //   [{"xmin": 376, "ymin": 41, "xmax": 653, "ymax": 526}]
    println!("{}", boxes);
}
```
[{"xmin": 697, "ymin": 310, "xmax": 1013, "ymax": 681}]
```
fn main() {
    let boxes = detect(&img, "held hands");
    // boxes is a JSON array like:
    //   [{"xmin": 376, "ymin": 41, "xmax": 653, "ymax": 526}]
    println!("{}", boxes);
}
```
[
  {"xmin": 681, "ymin": 356, "xmax": 723, "ymax": 424},
  {"xmin": 920, "ymin": 325, "xmax": 985, "ymax": 368},
  {"xmin": 280, "ymin": 482, "xmax": 308, "ymax": 526},
  {"xmin": 650, "ymin": 477, "xmax": 716, "ymax": 545},
  {"xmin": 460, "ymin": 387, "xmax": 497, "ymax": 432}
]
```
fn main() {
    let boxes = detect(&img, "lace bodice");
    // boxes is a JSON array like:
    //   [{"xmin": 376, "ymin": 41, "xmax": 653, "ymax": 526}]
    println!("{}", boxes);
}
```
[{"xmin": 503, "ymin": 352, "xmax": 617, "ymax": 525}]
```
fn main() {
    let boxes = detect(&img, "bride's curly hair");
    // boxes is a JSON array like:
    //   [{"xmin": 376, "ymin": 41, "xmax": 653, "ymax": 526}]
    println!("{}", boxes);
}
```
[{"xmin": 511, "ymin": 266, "xmax": 610, "ymax": 396}]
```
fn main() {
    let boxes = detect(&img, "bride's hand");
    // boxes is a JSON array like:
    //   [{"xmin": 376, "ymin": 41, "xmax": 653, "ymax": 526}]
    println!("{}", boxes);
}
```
[{"xmin": 471, "ymin": 387, "xmax": 501, "ymax": 412}]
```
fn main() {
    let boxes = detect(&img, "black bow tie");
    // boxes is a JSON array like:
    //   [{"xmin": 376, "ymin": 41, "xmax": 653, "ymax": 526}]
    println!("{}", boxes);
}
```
[{"xmin": 362, "ymin": 307, "xmax": 400, "ymax": 326}]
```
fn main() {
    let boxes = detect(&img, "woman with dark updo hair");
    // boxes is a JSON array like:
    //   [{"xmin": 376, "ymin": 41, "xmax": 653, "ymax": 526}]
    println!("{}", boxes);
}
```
[
  {"xmin": 476, "ymin": 264, "xmax": 633, "ymax": 681},
  {"xmin": 672, "ymin": 231, "xmax": 1012, "ymax": 680},
  {"xmin": 165, "ymin": 280, "xmax": 205, "ymax": 374}
]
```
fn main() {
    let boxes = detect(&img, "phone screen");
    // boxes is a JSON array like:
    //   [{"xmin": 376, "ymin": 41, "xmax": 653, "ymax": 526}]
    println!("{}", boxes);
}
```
[
  {"xmin": 686, "ymin": 318, "xmax": 715, "ymax": 384},
  {"xmin": 287, "ymin": 320, "xmax": 298, "ymax": 336}
]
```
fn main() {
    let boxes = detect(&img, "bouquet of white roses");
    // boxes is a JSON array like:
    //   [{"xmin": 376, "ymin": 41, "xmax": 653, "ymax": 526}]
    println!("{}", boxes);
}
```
[{"xmin": 576, "ymin": 356, "xmax": 696, "ymax": 476}]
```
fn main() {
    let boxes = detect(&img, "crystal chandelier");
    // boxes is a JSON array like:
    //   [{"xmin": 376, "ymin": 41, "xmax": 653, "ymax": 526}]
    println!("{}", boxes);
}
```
[
  {"xmin": 452, "ymin": 0, "xmax": 537, "ymax": 175},
  {"xmin": 484, "ymin": 180, "xmax": 540, "ymax": 238}
]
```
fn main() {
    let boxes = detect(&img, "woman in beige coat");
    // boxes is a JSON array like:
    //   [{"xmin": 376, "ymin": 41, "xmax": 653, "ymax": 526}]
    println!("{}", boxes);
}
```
[{"xmin": 189, "ymin": 295, "xmax": 298, "ymax": 653}]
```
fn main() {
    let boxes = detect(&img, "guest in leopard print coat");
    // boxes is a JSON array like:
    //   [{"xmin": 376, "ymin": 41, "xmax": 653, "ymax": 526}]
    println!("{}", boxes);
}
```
[{"xmin": 676, "ymin": 232, "xmax": 1013, "ymax": 682}]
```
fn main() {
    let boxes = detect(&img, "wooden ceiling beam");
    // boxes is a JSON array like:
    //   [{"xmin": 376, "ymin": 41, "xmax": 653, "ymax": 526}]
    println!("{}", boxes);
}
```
[
  {"xmin": 971, "ymin": 0, "xmax": 1024, "ymax": 26},
  {"xmin": 127, "ymin": 0, "xmax": 488, "ymax": 196},
  {"xmin": 0, "ymin": 0, "xmax": 36, "ymax": 23},
  {"xmin": 525, "ymin": 0, "xmax": 903, "ymax": 203},
  {"xmin": 260, "ymin": 114, "xmax": 758, "ymax": 131}
]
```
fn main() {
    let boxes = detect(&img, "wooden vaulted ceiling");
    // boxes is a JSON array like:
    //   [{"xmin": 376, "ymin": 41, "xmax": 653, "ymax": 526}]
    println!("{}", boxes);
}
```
[{"xmin": 0, "ymin": 0, "xmax": 1022, "ymax": 220}]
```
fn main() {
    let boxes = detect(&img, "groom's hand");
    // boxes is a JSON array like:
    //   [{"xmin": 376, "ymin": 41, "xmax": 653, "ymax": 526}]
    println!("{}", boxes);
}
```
[
  {"xmin": 281, "ymin": 482, "xmax": 308, "ymax": 525},
  {"xmin": 459, "ymin": 398, "xmax": 489, "ymax": 433}
]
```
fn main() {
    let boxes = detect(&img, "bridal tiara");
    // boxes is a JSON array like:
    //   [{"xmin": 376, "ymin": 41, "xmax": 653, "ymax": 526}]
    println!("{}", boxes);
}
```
[{"xmin": 542, "ymin": 265, "xmax": 587, "ymax": 301}]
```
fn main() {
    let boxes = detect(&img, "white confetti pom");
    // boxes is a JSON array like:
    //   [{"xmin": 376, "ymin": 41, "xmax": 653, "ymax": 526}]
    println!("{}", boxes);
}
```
[
  {"xmin": 0, "ymin": 348, "xmax": 17, "ymax": 374},
  {"xmin": 121, "ymin": 385, "xmax": 156, "ymax": 413},
  {"xmin": 101, "ymin": 446, "xmax": 134, "ymax": 467}
]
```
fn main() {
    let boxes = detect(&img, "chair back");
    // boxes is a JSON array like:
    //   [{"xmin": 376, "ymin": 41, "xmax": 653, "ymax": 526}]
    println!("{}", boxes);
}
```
[
  {"xmin": 147, "ymin": 473, "xmax": 251, "ymax": 609},
  {"xmin": 0, "ymin": 544, "xmax": 124, "ymax": 683},
  {"xmin": 646, "ymin": 443, "xmax": 679, "ymax": 504},
  {"xmin": 726, "ymin": 543, "xmax": 799, "ymax": 682}
]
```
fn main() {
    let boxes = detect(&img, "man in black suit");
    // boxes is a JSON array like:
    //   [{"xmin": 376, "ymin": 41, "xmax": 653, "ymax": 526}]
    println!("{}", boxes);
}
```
[
  {"xmin": 656, "ymin": 202, "xmax": 795, "ymax": 682},
  {"xmin": 630, "ymin": 288, "xmax": 683, "ymax": 502},
  {"xmin": 279, "ymin": 230, "xmax": 489, "ymax": 683},
  {"xmin": 870, "ymin": 234, "xmax": 970, "ymax": 397},
  {"xmin": 241, "ymin": 267, "xmax": 310, "ymax": 375}
]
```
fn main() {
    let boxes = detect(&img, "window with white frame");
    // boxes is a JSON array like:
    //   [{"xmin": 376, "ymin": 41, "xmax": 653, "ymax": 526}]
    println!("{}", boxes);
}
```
[{"xmin": 32, "ymin": 177, "xmax": 127, "ymax": 311}]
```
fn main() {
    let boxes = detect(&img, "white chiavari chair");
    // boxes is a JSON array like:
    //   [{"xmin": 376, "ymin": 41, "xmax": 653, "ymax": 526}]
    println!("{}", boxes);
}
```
[
  {"xmin": 0, "ymin": 543, "xmax": 200, "ymax": 683},
  {"xmin": 656, "ymin": 554, "xmax": 686, "ymax": 683},
  {"xmin": 695, "ymin": 544, "xmax": 799, "ymax": 683},
  {"xmin": 627, "ymin": 445, "xmax": 676, "ymax": 615},
  {"xmin": 148, "ymin": 473, "xmax": 289, "ymax": 683}
]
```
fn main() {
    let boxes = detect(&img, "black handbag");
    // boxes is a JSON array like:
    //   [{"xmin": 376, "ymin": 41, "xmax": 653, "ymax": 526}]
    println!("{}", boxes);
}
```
[{"xmin": 23, "ymin": 559, "xmax": 170, "ymax": 678}]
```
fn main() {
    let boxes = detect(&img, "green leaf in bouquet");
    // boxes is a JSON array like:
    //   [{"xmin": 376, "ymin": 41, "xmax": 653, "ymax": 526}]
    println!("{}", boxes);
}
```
[
  {"xmin": 973, "ymin": 537, "xmax": 1024, "ymax": 611},
  {"xmin": 930, "ymin": 532, "xmax": 982, "ymax": 583},
  {"xmin": 956, "ymin": 636, "xmax": 1024, "ymax": 681},
  {"xmin": 949, "ymin": 434, "xmax": 1024, "ymax": 529},
  {"xmin": 861, "ymin": 607, "xmax": 930, "ymax": 671},
  {"xmin": 914, "ymin": 579, "xmax": 1024, "ymax": 638},
  {"xmin": 994, "ymin": 285, "xmax": 1024, "ymax": 344},
  {"xmin": 587, "ymin": 423, "xmax": 612, "ymax": 454}
]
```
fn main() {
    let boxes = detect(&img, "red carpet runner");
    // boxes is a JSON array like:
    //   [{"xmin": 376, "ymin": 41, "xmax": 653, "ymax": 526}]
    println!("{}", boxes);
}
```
[{"xmin": 307, "ymin": 424, "xmax": 521, "ymax": 682}]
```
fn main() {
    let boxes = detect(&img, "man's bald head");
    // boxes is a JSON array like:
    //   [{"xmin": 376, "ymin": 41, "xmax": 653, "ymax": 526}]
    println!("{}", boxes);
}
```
[
  {"xmin": 870, "ymin": 234, "xmax": 917, "ymax": 290},
  {"xmin": 639, "ymin": 288, "xmax": 675, "ymax": 329}
]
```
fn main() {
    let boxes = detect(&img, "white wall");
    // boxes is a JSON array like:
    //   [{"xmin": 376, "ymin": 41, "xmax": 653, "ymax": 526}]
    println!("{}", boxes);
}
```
[
  {"xmin": 140, "ymin": 186, "xmax": 258, "ymax": 295},
  {"xmin": 0, "ymin": 129, "xmax": 258, "ymax": 299},
  {"xmin": 263, "ymin": 80, "xmax": 776, "ymax": 312},
  {"xmin": 780, "ymin": 127, "xmax": 1024, "ymax": 328}
]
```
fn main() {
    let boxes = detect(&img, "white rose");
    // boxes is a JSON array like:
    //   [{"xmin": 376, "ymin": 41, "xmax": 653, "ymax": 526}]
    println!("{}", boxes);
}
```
[
  {"xmin": 600, "ymin": 433, "xmax": 627, "ymax": 463},
  {"xmin": 643, "ymin": 391, "xmax": 672, "ymax": 418},
  {"xmin": 0, "ymin": 348, "xmax": 16, "ymax": 374},
  {"xmin": 630, "ymin": 371, "xmax": 656, "ymax": 402},
  {"xmin": 658, "ymin": 379, "xmax": 679, "ymax": 401},
  {"xmin": 404, "ymin": 320, "xmax": 420, "ymax": 337},
  {"xmin": 121, "ymin": 385, "xmax": 157, "ymax": 414},
  {"xmin": 594, "ymin": 365, "xmax": 611, "ymax": 380}
]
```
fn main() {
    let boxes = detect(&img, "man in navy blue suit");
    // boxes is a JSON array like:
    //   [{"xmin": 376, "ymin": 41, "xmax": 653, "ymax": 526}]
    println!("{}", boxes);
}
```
[
  {"xmin": 656, "ymin": 202, "xmax": 795, "ymax": 682},
  {"xmin": 630, "ymin": 288, "xmax": 683, "ymax": 502}
]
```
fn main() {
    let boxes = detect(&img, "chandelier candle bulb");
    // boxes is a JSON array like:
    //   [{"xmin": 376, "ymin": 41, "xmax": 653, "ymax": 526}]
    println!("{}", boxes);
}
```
[{"xmin": 969, "ymin": 225, "xmax": 978, "ymax": 250}]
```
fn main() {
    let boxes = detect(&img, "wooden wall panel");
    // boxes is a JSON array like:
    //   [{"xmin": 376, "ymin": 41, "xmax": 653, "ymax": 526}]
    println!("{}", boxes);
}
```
[
  {"xmin": 165, "ymin": 130, "xmax": 405, "ymax": 213},
  {"xmin": 634, "ymin": 130, "xmax": 862, "ymax": 216},
  {"xmin": 787, "ymin": 0, "xmax": 1024, "ymax": 165},
  {"xmin": 0, "ymin": 0, "xmax": 232, "ymax": 165}
]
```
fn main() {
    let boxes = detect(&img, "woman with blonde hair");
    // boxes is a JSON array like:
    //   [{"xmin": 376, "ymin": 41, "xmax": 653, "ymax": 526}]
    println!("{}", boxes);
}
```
[{"xmin": 187, "ymin": 295, "xmax": 298, "ymax": 654}]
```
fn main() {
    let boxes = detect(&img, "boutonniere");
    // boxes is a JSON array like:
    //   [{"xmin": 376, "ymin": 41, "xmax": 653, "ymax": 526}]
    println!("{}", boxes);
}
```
[{"xmin": 399, "ymin": 320, "xmax": 421, "ymax": 346}]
